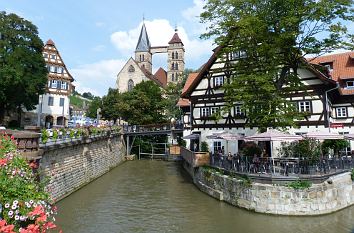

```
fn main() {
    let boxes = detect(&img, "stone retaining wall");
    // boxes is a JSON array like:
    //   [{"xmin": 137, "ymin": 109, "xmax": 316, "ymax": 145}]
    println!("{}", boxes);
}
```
[
  {"xmin": 40, "ymin": 134, "xmax": 126, "ymax": 201},
  {"xmin": 195, "ymin": 168, "xmax": 354, "ymax": 215}
]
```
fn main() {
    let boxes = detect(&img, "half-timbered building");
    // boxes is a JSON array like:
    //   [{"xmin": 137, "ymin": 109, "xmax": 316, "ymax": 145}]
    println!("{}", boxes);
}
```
[
  {"xmin": 179, "ymin": 48, "xmax": 354, "ymax": 155},
  {"xmin": 23, "ymin": 39, "xmax": 74, "ymax": 127}
]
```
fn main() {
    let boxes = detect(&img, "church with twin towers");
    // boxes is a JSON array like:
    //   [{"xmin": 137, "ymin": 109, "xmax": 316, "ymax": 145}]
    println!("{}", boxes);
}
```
[{"xmin": 116, "ymin": 22, "xmax": 185, "ymax": 92}]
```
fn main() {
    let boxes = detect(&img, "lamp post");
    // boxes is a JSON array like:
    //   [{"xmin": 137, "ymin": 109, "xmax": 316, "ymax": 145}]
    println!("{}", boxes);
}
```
[
  {"xmin": 37, "ymin": 95, "xmax": 43, "ymax": 127},
  {"xmin": 325, "ymin": 83, "xmax": 339, "ymax": 132}
]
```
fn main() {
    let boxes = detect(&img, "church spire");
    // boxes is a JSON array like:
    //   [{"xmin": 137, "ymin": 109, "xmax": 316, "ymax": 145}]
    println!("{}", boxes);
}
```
[{"xmin": 135, "ymin": 22, "xmax": 151, "ymax": 52}]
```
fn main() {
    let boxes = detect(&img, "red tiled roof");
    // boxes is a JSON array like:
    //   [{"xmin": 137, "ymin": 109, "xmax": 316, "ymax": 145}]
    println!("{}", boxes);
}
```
[
  {"xmin": 308, "ymin": 51, "xmax": 354, "ymax": 81},
  {"xmin": 168, "ymin": 32, "xmax": 183, "ymax": 45},
  {"xmin": 182, "ymin": 72, "xmax": 199, "ymax": 96},
  {"xmin": 177, "ymin": 98, "xmax": 190, "ymax": 107},
  {"xmin": 154, "ymin": 68, "xmax": 167, "ymax": 87},
  {"xmin": 46, "ymin": 39, "xmax": 55, "ymax": 46}
]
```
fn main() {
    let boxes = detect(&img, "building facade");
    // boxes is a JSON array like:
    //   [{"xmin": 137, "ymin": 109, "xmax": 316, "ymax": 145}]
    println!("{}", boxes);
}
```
[
  {"xmin": 116, "ymin": 23, "xmax": 185, "ymax": 92},
  {"xmin": 23, "ymin": 39, "xmax": 74, "ymax": 128},
  {"xmin": 179, "ymin": 48, "xmax": 354, "ymax": 155}
]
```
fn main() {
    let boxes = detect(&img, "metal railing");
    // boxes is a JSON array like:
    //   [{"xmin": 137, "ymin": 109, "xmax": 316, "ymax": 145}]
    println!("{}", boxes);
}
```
[
  {"xmin": 123, "ymin": 123, "xmax": 183, "ymax": 134},
  {"xmin": 210, "ymin": 154, "xmax": 354, "ymax": 177}
]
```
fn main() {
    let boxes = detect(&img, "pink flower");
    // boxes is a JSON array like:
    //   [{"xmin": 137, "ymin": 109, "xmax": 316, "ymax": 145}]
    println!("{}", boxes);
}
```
[{"xmin": 0, "ymin": 158, "xmax": 8, "ymax": 166}]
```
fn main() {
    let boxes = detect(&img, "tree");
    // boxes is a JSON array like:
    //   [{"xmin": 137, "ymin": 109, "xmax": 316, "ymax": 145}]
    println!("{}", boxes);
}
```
[
  {"xmin": 82, "ymin": 92, "xmax": 95, "ymax": 100},
  {"xmin": 115, "ymin": 81, "xmax": 166, "ymax": 125},
  {"xmin": 322, "ymin": 139, "xmax": 350, "ymax": 157},
  {"xmin": 0, "ymin": 12, "xmax": 48, "ymax": 124},
  {"xmin": 86, "ymin": 96, "xmax": 102, "ymax": 119},
  {"xmin": 101, "ymin": 88, "xmax": 121, "ymax": 122},
  {"xmin": 200, "ymin": 0, "xmax": 354, "ymax": 131}
]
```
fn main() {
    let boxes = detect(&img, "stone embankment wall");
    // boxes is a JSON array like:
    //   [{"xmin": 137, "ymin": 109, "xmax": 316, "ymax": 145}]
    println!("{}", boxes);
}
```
[
  {"xmin": 40, "ymin": 134, "xmax": 126, "ymax": 202},
  {"xmin": 195, "ymin": 168, "xmax": 354, "ymax": 215}
]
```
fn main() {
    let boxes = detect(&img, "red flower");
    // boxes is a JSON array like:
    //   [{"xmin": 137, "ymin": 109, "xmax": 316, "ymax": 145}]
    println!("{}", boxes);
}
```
[
  {"xmin": 0, "ymin": 158, "xmax": 8, "ymax": 166},
  {"xmin": 28, "ymin": 206, "xmax": 44, "ymax": 217},
  {"xmin": 35, "ymin": 214, "xmax": 47, "ymax": 224},
  {"xmin": 43, "ymin": 222, "xmax": 56, "ymax": 229}
]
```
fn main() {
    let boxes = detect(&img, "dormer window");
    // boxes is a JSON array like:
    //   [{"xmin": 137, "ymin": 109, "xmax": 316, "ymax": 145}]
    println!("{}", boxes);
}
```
[
  {"xmin": 346, "ymin": 81, "xmax": 354, "ymax": 89},
  {"xmin": 320, "ymin": 62, "xmax": 333, "ymax": 72}
]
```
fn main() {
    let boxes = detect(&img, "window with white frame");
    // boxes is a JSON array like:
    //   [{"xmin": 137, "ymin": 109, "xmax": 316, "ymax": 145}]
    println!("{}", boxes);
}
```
[
  {"xmin": 336, "ymin": 107, "xmax": 347, "ymax": 118},
  {"xmin": 61, "ymin": 81, "xmax": 67, "ymax": 90},
  {"xmin": 43, "ymin": 53, "xmax": 48, "ymax": 58},
  {"xmin": 211, "ymin": 107, "xmax": 219, "ymax": 115},
  {"xmin": 346, "ymin": 81, "xmax": 354, "ymax": 89},
  {"xmin": 201, "ymin": 107, "xmax": 210, "ymax": 118},
  {"xmin": 298, "ymin": 101, "xmax": 311, "ymax": 112},
  {"xmin": 339, "ymin": 132, "xmax": 351, "ymax": 155},
  {"xmin": 214, "ymin": 76, "xmax": 224, "ymax": 87},
  {"xmin": 48, "ymin": 96, "xmax": 54, "ymax": 106},
  {"xmin": 59, "ymin": 98, "xmax": 64, "ymax": 107},
  {"xmin": 57, "ymin": 67, "xmax": 63, "ymax": 74},
  {"xmin": 213, "ymin": 141, "xmax": 222, "ymax": 154},
  {"xmin": 50, "ymin": 54, "xmax": 56, "ymax": 60},
  {"xmin": 49, "ymin": 66, "xmax": 55, "ymax": 73},
  {"xmin": 50, "ymin": 80, "xmax": 57, "ymax": 88},
  {"xmin": 235, "ymin": 105, "xmax": 243, "ymax": 115}
]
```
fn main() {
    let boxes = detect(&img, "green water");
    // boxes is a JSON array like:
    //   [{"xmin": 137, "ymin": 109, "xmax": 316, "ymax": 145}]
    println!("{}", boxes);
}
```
[{"xmin": 56, "ymin": 160, "xmax": 354, "ymax": 233}]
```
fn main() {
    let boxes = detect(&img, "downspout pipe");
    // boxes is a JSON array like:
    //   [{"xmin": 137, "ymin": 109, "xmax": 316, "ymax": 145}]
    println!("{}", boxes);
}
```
[{"xmin": 325, "ymin": 82, "xmax": 340, "ymax": 132}]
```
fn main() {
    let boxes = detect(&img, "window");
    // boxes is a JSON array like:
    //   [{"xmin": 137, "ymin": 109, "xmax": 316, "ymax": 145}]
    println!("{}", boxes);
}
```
[
  {"xmin": 50, "ymin": 66, "xmax": 55, "ymax": 73},
  {"xmin": 214, "ymin": 76, "xmax": 224, "ymax": 87},
  {"xmin": 339, "ymin": 132, "xmax": 351, "ymax": 155},
  {"xmin": 59, "ymin": 98, "xmax": 64, "ymax": 107},
  {"xmin": 346, "ymin": 81, "xmax": 354, "ymax": 89},
  {"xmin": 171, "ymin": 63, "xmax": 175, "ymax": 70},
  {"xmin": 201, "ymin": 107, "xmax": 210, "ymax": 118},
  {"xmin": 48, "ymin": 96, "xmax": 54, "ymax": 106},
  {"xmin": 175, "ymin": 51, "xmax": 178, "ymax": 59},
  {"xmin": 128, "ymin": 79, "xmax": 134, "ymax": 91},
  {"xmin": 43, "ymin": 53, "xmax": 48, "ymax": 58},
  {"xmin": 50, "ymin": 54, "xmax": 56, "ymax": 59},
  {"xmin": 211, "ymin": 107, "xmax": 219, "ymax": 115},
  {"xmin": 128, "ymin": 65, "xmax": 135, "ymax": 73},
  {"xmin": 171, "ymin": 74, "xmax": 175, "ymax": 82},
  {"xmin": 175, "ymin": 74, "xmax": 178, "ymax": 82},
  {"xmin": 298, "ymin": 101, "xmax": 311, "ymax": 112},
  {"xmin": 213, "ymin": 141, "xmax": 222, "ymax": 154},
  {"xmin": 336, "ymin": 107, "xmax": 347, "ymax": 118},
  {"xmin": 61, "ymin": 81, "xmax": 67, "ymax": 90},
  {"xmin": 172, "ymin": 52, "xmax": 175, "ymax": 59},
  {"xmin": 321, "ymin": 62, "xmax": 333, "ymax": 72},
  {"xmin": 235, "ymin": 105, "xmax": 243, "ymax": 115},
  {"xmin": 50, "ymin": 80, "xmax": 57, "ymax": 88},
  {"xmin": 175, "ymin": 63, "xmax": 178, "ymax": 70},
  {"xmin": 57, "ymin": 67, "xmax": 63, "ymax": 74}
]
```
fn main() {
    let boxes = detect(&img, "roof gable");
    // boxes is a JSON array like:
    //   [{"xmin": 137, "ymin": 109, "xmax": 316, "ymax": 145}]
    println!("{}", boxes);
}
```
[{"xmin": 135, "ymin": 23, "xmax": 151, "ymax": 52}]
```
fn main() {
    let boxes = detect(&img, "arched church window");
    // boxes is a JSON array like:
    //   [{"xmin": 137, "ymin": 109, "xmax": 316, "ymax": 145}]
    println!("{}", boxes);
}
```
[
  {"xmin": 175, "ymin": 52, "xmax": 178, "ymax": 59},
  {"xmin": 128, "ymin": 79, "xmax": 134, "ymax": 91},
  {"xmin": 175, "ymin": 63, "xmax": 178, "ymax": 70},
  {"xmin": 128, "ymin": 65, "xmax": 135, "ymax": 73},
  {"xmin": 142, "ymin": 54, "xmax": 145, "ymax": 61},
  {"xmin": 175, "ymin": 73, "xmax": 178, "ymax": 81},
  {"xmin": 172, "ymin": 63, "xmax": 175, "ymax": 70},
  {"xmin": 172, "ymin": 73, "xmax": 175, "ymax": 82},
  {"xmin": 172, "ymin": 52, "xmax": 175, "ymax": 59}
]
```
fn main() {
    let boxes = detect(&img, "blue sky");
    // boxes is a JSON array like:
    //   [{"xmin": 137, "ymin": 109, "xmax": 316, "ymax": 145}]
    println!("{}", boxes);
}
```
[{"xmin": 0, "ymin": 0, "xmax": 214, "ymax": 96}]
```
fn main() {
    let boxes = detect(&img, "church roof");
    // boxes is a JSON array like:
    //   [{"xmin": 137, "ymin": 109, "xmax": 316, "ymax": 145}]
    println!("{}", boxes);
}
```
[
  {"xmin": 154, "ymin": 68, "xmax": 167, "ymax": 87},
  {"xmin": 168, "ymin": 30, "xmax": 183, "ymax": 45},
  {"xmin": 135, "ymin": 23, "xmax": 151, "ymax": 52}
]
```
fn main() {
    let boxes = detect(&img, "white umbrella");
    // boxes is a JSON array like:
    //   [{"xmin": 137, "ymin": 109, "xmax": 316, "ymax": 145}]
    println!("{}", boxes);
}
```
[
  {"xmin": 244, "ymin": 129, "xmax": 302, "ymax": 174},
  {"xmin": 303, "ymin": 131, "xmax": 344, "ymax": 140},
  {"xmin": 244, "ymin": 129, "xmax": 302, "ymax": 142},
  {"xmin": 219, "ymin": 133, "xmax": 244, "ymax": 141},
  {"xmin": 344, "ymin": 134, "xmax": 354, "ymax": 140}
]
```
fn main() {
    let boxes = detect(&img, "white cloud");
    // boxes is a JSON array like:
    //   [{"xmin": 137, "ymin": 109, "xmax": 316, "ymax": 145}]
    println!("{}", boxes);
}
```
[
  {"xmin": 182, "ymin": 0, "xmax": 205, "ymax": 22},
  {"xmin": 110, "ymin": 19, "xmax": 213, "ymax": 70},
  {"xmin": 71, "ymin": 59, "xmax": 126, "ymax": 97}
]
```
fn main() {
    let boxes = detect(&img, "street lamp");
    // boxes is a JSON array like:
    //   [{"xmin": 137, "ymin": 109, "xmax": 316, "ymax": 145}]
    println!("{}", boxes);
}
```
[
  {"xmin": 37, "ymin": 95, "xmax": 43, "ymax": 127},
  {"xmin": 325, "ymin": 82, "xmax": 339, "ymax": 132}
]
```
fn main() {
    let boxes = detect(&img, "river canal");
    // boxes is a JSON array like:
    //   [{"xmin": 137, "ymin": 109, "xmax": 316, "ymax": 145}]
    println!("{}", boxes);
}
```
[{"xmin": 57, "ymin": 160, "xmax": 354, "ymax": 233}]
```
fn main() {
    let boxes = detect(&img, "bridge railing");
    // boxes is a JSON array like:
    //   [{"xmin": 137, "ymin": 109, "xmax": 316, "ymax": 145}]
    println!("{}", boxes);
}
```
[{"xmin": 123, "ymin": 123, "xmax": 183, "ymax": 134}]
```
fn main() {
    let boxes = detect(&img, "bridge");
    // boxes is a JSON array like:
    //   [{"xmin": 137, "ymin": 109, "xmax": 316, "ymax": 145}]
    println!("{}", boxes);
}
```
[{"xmin": 122, "ymin": 123, "xmax": 184, "ymax": 158}]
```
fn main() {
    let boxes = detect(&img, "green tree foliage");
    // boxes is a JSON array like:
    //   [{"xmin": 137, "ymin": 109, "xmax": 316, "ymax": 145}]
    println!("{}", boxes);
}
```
[
  {"xmin": 279, "ymin": 138, "xmax": 322, "ymax": 162},
  {"xmin": 322, "ymin": 139, "xmax": 350, "ymax": 157},
  {"xmin": 116, "ymin": 81, "xmax": 166, "ymax": 125},
  {"xmin": 101, "ymin": 88, "xmax": 121, "ymax": 122},
  {"xmin": 82, "ymin": 92, "xmax": 95, "ymax": 100},
  {"xmin": 0, "ymin": 12, "xmax": 48, "ymax": 124},
  {"xmin": 86, "ymin": 96, "xmax": 102, "ymax": 119},
  {"xmin": 200, "ymin": 0, "xmax": 354, "ymax": 130}
]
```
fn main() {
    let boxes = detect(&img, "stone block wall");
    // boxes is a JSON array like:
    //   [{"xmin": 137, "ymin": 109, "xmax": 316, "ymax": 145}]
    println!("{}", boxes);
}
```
[
  {"xmin": 40, "ymin": 135, "xmax": 126, "ymax": 202},
  {"xmin": 195, "ymin": 168, "xmax": 354, "ymax": 215}
]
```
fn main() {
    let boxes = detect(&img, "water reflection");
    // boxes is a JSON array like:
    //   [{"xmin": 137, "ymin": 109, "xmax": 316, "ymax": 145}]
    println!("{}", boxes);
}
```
[{"xmin": 56, "ymin": 160, "xmax": 354, "ymax": 233}]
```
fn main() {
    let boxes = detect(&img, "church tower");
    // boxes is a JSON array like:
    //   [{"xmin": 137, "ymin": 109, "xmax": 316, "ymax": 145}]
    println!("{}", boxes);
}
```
[
  {"xmin": 135, "ymin": 23, "xmax": 152, "ymax": 74},
  {"xmin": 167, "ymin": 28, "xmax": 185, "ymax": 83}
]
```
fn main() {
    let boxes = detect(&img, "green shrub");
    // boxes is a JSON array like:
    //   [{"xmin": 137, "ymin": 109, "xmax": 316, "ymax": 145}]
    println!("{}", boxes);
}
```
[
  {"xmin": 40, "ymin": 129, "xmax": 49, "ymax": 144},
  {"xmin": 241, "ymin": 142, "xmax": 262, "ymax": 157},
  {"xmin": 200, "ymin": 141, "xmax": 209, "ymax": 152},
  {"xmin": 287, "ymin": 180, "xmax": 311, "ymax": 190},
  {"xmin": 351, "ymin": 169, "xmax": 354, "ymax": 181}
]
